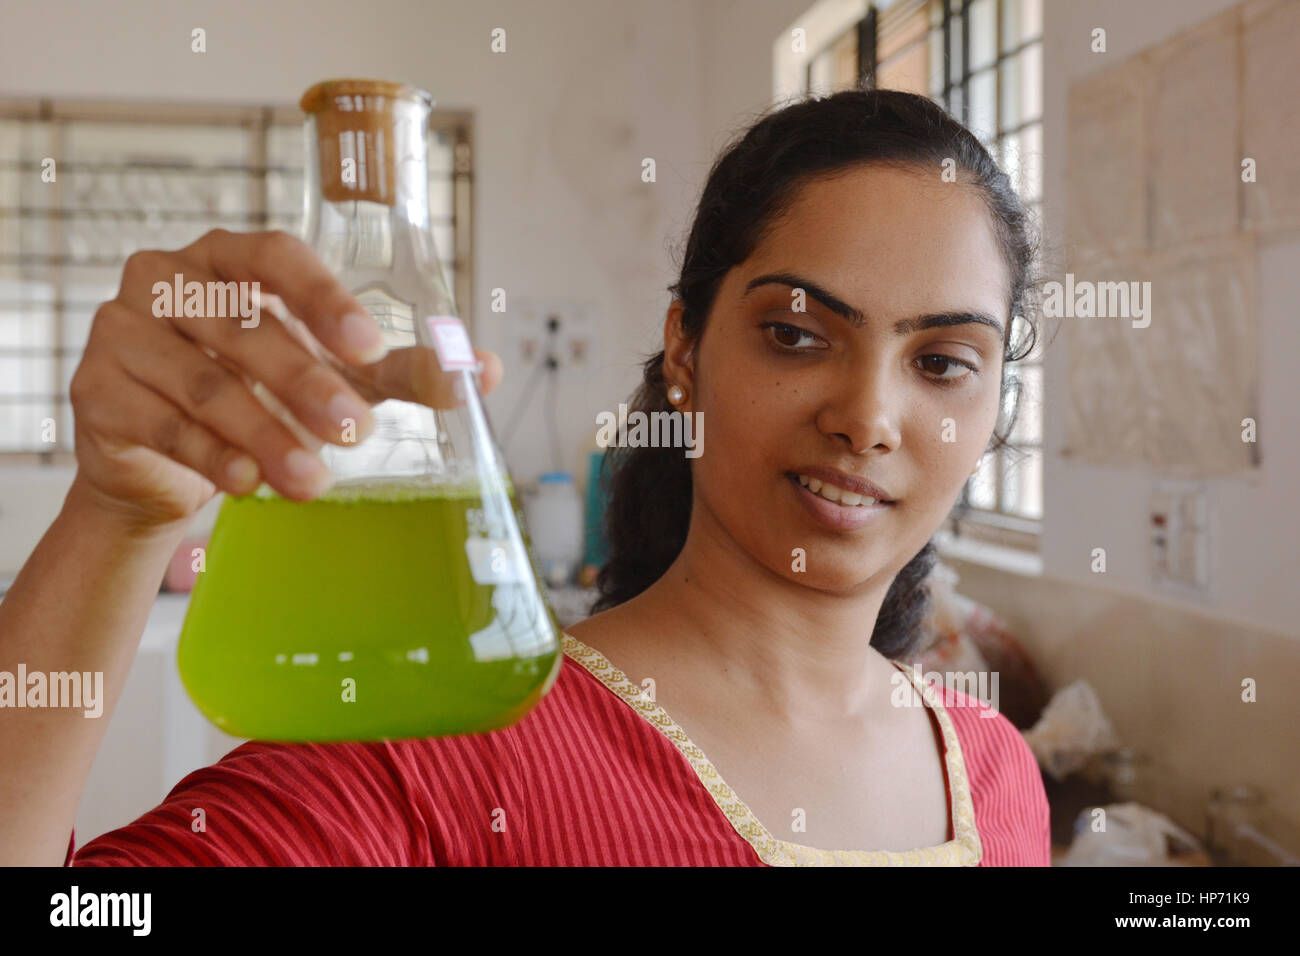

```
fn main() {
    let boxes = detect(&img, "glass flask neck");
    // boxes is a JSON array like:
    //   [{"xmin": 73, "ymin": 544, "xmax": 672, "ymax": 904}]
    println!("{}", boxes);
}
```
[{"xmin": 301, "ymin": 96, "xmax": 441, "ymax": 348}]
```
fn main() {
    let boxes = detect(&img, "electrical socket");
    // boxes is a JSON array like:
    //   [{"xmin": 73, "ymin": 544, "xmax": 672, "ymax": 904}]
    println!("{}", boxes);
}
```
[{"xmin": 509, "ymin": 297, "xmax": 594, "ymax": 377}]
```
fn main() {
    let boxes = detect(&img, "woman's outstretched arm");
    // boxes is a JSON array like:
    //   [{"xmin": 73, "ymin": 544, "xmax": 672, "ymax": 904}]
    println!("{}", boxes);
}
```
[{"xmin": 0, "ymin": 476, "xmax": 192, "ymax": 865}]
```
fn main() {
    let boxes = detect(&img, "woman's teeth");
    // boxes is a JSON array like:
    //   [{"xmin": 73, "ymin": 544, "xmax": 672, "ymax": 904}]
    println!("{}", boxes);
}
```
[{"xmin": 795, "ymin": 473, "xmax": 878, "ymax": 507}]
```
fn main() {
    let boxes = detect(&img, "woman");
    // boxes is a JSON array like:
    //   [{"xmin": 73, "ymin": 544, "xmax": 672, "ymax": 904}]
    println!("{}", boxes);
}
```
[{"xmin": 0, "ymin": 88, "xmax": 1048, "ymax": 866}]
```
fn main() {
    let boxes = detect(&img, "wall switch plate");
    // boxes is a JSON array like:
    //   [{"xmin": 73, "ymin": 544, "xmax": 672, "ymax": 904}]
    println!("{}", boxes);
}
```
[
  {"xmin": 1149, "ymin": 478, "xmax": 1211, "ymax": 597},
  {"xmin": 508, "ymin": 297, "xmax": 596, "ymax": 378}
]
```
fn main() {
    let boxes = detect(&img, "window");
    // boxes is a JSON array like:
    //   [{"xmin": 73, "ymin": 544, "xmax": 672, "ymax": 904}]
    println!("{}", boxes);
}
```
[
  {"xmin": 789, "ymin": 0, "xmax": 1043, "ymax": 550},
  {"xmin": 0, "ymin": 98, "xmax": 473, "ymax": 460}
]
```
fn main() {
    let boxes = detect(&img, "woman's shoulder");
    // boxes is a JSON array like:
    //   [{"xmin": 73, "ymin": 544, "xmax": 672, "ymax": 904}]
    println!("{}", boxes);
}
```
[
  {"xmin": 917, "ymin": 676, "xmax": 1051, "ymax": 865},
  {"xmin": 891, "ymin": 661, "xmax": 1039, "ymax": 776},
  {"xmin": 941, "ymin": 686, "xmax": 1040, "ymax": 790}
]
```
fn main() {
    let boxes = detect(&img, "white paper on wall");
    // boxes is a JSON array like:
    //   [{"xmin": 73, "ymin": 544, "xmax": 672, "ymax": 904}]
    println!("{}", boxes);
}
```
[
  {"xmin": 1061, "ymin": 1, "xmax": 1270, "ymax": 476},
  {"xmin": 1061, "ymin": 235, "xmax": 1258, "ymax": 475},
  {"xmin": 1242, "ymin": 0, "xmax": 1300, "ymax": 232},
  {"xmin": 1147, "ymin": 7, "xmax": 1240, "ymax": 247},
  {"xmin": 1065, "ymin": 57, "xmax": 1148, "ymax": 262}
]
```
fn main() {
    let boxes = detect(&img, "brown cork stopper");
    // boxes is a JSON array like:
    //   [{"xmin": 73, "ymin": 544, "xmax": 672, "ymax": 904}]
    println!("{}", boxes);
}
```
[{"xmin": 299, "ymin": 79, "xmax": 434, "ymax": 207}]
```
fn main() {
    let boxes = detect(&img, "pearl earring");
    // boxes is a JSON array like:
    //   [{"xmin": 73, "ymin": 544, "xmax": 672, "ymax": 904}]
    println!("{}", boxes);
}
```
[{"xmin": 667, "ymin": 384, "xmax": 685, "ymax": 404}]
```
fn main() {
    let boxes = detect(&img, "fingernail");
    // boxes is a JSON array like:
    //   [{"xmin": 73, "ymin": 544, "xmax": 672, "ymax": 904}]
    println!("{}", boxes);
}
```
[
  {"xmin": 285, "ymin": 447, "xmax": 333, "ymax": 493},
  {"xmin": 225, "ymin": 453, "xmax": 260, "ymax": 489},
  {"xmin": 327, "ymin": 391, "xmax": 372, "ymax": 440},
  {"xmin": 340, "ymin": 312, "xmax": 388, "ymax": 363}
]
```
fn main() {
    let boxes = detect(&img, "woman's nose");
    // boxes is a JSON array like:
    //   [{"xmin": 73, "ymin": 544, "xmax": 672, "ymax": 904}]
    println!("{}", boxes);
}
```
[{"xmin": 815, "ymin": 366, "xmax": 903, "ymax": 454}]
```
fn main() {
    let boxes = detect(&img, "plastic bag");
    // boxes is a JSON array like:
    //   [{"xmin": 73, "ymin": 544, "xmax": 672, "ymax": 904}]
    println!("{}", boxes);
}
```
[
  {"xmin": 1022, "ymin": 678, "xmax": 1118, "ymax": 780},
  {"xmin": 1062, "ymin": 802, "xmax": 1203, "ymax": 866}
]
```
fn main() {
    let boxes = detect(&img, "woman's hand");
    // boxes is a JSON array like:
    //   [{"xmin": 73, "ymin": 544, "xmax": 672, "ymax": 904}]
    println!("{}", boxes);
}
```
[{"xmin": 67, "ymin": 228, "xmax": 503, "ymax": 533}]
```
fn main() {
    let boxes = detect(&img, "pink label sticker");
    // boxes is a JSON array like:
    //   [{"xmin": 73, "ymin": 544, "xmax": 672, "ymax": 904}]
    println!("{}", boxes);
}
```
[{"xmin": 426, "ymin": 315, "xmax": 477, "ymax": 371}]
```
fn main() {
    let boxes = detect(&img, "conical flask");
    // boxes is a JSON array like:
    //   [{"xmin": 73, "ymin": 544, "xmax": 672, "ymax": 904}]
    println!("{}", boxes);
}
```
[{"xmin": 177, "ymin": 78, "xmax": 564, "ymax": 742}]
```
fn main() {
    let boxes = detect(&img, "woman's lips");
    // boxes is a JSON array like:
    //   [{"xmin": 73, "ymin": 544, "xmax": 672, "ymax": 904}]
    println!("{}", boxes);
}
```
[{"xmin": 786, "ymin": 472, "xmax": 893, "ymax": 531}]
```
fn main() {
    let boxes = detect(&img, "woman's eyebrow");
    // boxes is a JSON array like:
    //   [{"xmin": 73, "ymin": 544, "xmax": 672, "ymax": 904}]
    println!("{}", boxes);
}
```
[{"xmin": 743, "ymin": 271, "xmax": 1005, "ymax": 339}]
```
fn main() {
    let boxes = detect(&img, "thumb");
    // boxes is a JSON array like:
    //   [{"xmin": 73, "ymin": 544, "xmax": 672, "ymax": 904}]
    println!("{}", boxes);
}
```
[
  {"xmin": 472, "ymin": 348, "xmax": 504, "ymax": 396},
  {"xmin": 334, "ymin": 345, "xmax": 504, "ymax": 409}
]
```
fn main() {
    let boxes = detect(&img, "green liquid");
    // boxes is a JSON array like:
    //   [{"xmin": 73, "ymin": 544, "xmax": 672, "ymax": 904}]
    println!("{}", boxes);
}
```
[{"xmin": 177, "ymin": 478, "xmax": 563, "ymax": 742}]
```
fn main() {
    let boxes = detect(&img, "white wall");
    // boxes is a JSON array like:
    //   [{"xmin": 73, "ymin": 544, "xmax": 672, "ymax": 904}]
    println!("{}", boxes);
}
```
[
  {"xmin": 1039, "ymin": 0, "xmax": 1299, "ymax": 637},
  {"xmin": 701, "ymin": 0, "xmax": 810, "ymax": 150}
]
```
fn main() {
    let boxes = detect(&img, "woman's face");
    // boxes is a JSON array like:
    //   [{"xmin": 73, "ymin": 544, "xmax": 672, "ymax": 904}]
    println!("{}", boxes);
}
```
[{"xmin": 668, "ymin": 162, "xmax": 1010, "ymax": 592}]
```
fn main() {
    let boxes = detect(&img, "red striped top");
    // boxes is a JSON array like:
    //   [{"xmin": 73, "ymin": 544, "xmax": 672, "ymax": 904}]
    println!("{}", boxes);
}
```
[{"xmin": 67, "ymin": 633, "xmax": 1050, "ymax": 866}]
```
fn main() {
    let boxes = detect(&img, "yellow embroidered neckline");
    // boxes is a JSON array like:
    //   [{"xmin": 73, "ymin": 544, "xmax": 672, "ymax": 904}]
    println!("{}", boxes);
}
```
[{"xmin": 560, "ymin": 631, "xmax": 983, "ymax": 866}]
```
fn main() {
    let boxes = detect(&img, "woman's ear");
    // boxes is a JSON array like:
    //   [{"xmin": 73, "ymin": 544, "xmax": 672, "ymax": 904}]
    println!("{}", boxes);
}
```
[{"xmin": 661, "ymin": 300, "xmax": 696, "ymax": 404}]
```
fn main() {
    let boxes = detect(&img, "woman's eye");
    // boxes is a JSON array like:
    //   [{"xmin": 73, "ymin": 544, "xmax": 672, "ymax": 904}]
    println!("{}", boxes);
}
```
[
  {"xmin": 917, "ymin": 354, "xmax": 977, "ymax": 383},
  {"xmin": 762, "ymin": 322, "xmax": 824, "ymax": 351}
]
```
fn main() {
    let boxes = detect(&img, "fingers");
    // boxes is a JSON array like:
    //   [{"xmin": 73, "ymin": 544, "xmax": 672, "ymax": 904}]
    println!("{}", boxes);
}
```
[
  {"xmin": 93, "ymin": 301, "xmax": 335, "ymax": 500},
  {"xmin": 115, "ymin": 264, "xmax": 377, "ymax": 447},
  {"xmin": 117, "ymin": 233, "xmax": 501, "ymax": 419},
  {"xmin": 161, "ymin": 228, "xmax": 388, "ymax": 366},
  {"xmin": 76, "ymin": 372, "xmax": 261, "ymax": 499},
  {"xmin": 343, "ymin": 345, "xmax": 504, "ymax": 409},
  {"xmin": 78, "ymin": 229, "xmax": 510, "ymax": 518},
  {"xmin": 108, "ymin": 231, "xmax": 504, "ymax": 459}
]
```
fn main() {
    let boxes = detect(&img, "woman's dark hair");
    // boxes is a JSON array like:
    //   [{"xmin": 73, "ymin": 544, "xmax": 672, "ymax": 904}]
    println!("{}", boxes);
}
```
[{"xmin": 591, "ymin": 88, "xmax": 1041, "ymax": 659}]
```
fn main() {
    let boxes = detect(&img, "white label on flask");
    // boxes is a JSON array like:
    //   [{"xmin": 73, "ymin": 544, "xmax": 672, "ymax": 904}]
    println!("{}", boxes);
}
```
[
  {"xmin": 427, "ymin": 315, "xmax": 477, "ymax": 371},
  {"xmin": 465, "ymin": 536, "xmax": 525, "ymax": 585}
]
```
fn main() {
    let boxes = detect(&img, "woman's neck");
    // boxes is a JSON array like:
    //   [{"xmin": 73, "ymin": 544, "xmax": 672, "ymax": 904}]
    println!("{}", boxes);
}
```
[{"xmin": 614, "ymin": 509, "xmax": 903, "ymax": 725}]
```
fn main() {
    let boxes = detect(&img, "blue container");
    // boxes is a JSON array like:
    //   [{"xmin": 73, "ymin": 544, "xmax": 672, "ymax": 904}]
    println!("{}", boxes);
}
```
[{"xmin": 583, "ymin": 450, "xmax": 611, "ymax": 568}]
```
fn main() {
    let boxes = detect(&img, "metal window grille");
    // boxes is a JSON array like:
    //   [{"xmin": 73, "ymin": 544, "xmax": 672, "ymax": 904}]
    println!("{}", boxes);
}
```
[{"xmin": 0, "ymin": 98, "xmax": 473, "ymax": 460}]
